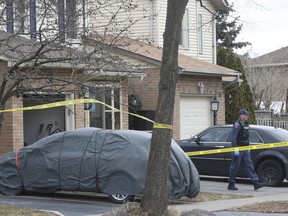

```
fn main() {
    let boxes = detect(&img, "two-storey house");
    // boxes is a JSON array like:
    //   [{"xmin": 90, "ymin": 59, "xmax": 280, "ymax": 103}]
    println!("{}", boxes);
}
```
[
  {"xmin": 86, "ymin": 0, "xmax": 240, "ymax": 138},
  {"xmin": 0, "ymin": 0, "xmax": 240, "ymax": 156}
]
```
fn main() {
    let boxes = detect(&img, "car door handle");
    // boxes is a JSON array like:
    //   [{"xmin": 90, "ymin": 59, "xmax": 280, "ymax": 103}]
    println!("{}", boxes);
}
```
[{"xmin": 215, "ymin": 145, "xmax": 225, "ymax": 148}]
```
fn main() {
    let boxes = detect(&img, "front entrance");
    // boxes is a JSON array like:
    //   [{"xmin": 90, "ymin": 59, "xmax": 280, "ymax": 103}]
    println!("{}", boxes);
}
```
[
  {"xmin": 23, "ymin": 94, "xmax": 65, "ymax": 146},
  {"xmin": 89, "ymin": 87, "xmax": 122, "ymax": 130}
]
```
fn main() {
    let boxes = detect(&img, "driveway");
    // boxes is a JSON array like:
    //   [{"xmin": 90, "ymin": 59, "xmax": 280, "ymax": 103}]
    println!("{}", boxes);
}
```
[{"xmin": 0, "ymin": 178, "xmax": 287, "ymax": 216}]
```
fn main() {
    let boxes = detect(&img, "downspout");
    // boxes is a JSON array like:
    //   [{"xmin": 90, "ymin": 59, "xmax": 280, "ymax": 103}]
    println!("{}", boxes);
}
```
[
  {"xmin": 212, "ymin": 16, "xmax": 216, "ymax": 64},
  {"xmin": 196, "ymin": 0, "xmax": 199, "ymax": 59},
  {"xmin": 149, "ymin": 0, "xmax": 153, "ymax": 42},
  {"xmin": 156, "ymin": 0, "xmax": 160, "ymax": 46}
]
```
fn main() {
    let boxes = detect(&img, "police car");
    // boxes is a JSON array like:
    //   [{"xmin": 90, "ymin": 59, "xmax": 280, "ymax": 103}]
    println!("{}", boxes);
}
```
[{"xmin": 176, "ymin": 125, "xmax": 288, "ymax": 187}]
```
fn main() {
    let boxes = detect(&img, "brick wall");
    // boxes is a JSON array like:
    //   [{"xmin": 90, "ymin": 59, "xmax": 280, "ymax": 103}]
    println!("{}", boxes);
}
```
[
  {"xmin": 121, "ymin": 79, "xmax": 129, "ymax": 130},
  {"xmin": 0, "ymin": 96, "xmax": 24, "ymax": 155},
  {"xmin": 128, "ymin": 69, "xmax": 226, "ymax": 139},
  {"xmin": 0, "ymin": 65, "xmax": 86, "ymax": 155}
]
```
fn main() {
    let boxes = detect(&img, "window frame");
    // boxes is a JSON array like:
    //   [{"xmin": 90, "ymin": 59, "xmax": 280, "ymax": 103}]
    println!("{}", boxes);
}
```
[
  {"xmin": 197, "ymin": 13, "xmax": 203, "ymax": 54},
  {"xmin": 179, "ymin": 8, "xmax": 189, "ymax": 49},
  {"xmin": 89, "ymin": 86, "xmax": 122, "ymax": 130}
]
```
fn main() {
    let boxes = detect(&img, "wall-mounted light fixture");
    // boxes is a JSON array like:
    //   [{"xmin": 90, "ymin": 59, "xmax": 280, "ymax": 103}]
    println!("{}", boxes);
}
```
[
  {"xmin": 211, "ymin": 96, "xmax": 219, "ymax": 126},
  {"xmin": 46, "ymin": 75, "xmax": 54, "ymax": 85},
  {"xmin": 198, "ymin": 82, "xmax": 205, "ymax": 94}
]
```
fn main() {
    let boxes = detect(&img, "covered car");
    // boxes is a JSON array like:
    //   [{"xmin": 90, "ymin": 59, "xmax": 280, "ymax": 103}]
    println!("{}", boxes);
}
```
[{"xmin": 0, "ymin": 128, "xmax": 199, "ymax": 201}]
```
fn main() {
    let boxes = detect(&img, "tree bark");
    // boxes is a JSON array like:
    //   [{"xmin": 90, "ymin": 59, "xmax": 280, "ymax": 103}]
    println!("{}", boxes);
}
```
[{"xmin": 140, "ymin": 0, "xmax": 188, "ymax": 215}]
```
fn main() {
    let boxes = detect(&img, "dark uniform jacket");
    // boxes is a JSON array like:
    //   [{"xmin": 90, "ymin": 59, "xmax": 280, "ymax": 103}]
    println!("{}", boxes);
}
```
[{"xmin": 231, "ymin": 119, "xmax": 250, "ymax": 147}]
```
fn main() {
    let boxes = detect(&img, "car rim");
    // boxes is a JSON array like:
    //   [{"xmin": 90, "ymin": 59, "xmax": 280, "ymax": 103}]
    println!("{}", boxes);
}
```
[
  {"xmin": 263, "ymin": 166, "xmax": 277, "ymax": 182},
  {"xmin": 111, "ymin": 194, "xmax": 128, "ymax": 201}
]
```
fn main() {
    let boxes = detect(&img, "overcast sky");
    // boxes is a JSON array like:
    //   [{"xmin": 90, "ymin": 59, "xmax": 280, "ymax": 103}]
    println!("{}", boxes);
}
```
[{"xmin": 228, "ymin": 0, "xmax": 288, "ymax": 58}]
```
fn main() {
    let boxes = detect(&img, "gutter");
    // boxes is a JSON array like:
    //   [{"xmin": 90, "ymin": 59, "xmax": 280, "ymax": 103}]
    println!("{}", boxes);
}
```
[{"xmin": 180, "ymin": 69, "xmax": 241, "ymax": 77}]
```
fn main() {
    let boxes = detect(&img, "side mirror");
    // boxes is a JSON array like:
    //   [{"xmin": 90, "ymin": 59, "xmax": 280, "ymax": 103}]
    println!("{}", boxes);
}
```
[{"xmin": 194, "ymin": 135, "xmax": 203, "ymax": 146}]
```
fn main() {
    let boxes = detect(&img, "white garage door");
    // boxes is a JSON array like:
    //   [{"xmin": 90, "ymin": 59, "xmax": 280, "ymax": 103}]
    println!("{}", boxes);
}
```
[{"xmin": 180, "ymin": 96, "xmax": 212, "ymax": 139}]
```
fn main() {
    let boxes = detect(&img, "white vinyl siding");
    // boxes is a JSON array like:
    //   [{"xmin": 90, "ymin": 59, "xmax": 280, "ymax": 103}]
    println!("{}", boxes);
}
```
[
  {"xmin": 87, "ymin": 0, "xmax": 217, "ymax": 63},
  {"xmin": 154, "ymin": 0, "xmax": 167, "ymax": 47},
  {"xmin": 89, "ymin": 0, "xmax": 152, "ymax": 42},
  {"xmin": 179, "ymin": 0, "xmax": 215, "ymax": 63}
]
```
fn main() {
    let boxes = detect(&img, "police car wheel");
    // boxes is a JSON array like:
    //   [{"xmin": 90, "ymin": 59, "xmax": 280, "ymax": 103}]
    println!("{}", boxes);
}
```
[
  {"xmin": 257, "ymin": 159, "xmax": 285, "ymax": 187},
  {"xmin": 108, "ymin": 194, "xmax": 134, "ymax": 204}
]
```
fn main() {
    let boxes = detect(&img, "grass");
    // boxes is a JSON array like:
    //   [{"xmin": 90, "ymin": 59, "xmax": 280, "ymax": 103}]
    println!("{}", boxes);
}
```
[{"xmin": 0, "ymin": 205, "xmax": 59, "ymax": 216}]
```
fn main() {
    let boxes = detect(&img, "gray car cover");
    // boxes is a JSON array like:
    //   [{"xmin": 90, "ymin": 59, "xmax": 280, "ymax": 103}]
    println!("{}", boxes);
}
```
[{"xmin": 0, "ymin": 128, "xmax": 199, "ymax": 198}]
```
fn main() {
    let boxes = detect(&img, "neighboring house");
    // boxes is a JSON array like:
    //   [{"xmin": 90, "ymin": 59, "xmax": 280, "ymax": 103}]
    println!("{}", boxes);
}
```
[
  {"xmin": 243, "ymin": 46, "xmax": 288, "ymax": 131},
  {"xmin": 244, "ymin": 46, "xmax": 288, "ymax": 113}
]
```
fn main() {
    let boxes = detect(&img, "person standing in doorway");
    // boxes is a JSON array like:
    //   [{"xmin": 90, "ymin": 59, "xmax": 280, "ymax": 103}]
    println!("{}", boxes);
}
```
[{"xmin": 228, "ymin": 109, "xmax": 264, "ymax": 191}]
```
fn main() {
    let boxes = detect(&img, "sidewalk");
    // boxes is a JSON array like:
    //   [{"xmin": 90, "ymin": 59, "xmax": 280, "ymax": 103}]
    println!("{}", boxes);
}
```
[{"xmin": 169, "ymin": 192, "xmax": 288, "ymax": 216}]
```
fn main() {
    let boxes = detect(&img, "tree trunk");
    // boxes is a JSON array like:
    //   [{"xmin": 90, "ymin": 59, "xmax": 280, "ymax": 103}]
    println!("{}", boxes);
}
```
[{"xmin": 140, "ymin": 0, "xmax": 188, "ymax": 215}]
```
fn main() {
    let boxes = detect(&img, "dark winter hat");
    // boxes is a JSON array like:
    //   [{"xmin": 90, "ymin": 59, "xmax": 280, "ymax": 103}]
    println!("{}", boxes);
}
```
[{"xmin": 239, "ymin": 109, "xmax": 249, "ymax": 116}]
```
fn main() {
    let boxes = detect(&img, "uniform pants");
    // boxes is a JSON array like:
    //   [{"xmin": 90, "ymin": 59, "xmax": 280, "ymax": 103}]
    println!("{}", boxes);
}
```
[{"xmin": 228, "ymin": 150, "xmax": 259, "ymax": 183}]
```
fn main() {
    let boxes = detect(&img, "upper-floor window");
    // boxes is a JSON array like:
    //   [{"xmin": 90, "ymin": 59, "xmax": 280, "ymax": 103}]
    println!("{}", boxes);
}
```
[
  {"xmin": 197, "ymin": 14, "xmax": 203, "ymax": 54},
  {"xmin": 5, "ymin": 0, "xmax": 38, "ymax": 40},
  {"xmin": 4, "ymin": 0, "xmax": 86, "ymax": 42},
  {"xmin": 59, "ymin": 0, "xmax": 78, "ymax": 41},
  {"xmin": 179, "ymin": 9, "xmax": 189, "ymax": 49}
]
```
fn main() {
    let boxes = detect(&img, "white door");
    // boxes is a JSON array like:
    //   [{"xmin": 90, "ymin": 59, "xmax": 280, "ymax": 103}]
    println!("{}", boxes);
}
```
[{"xmin": 180, "ymin": 96, "xmax": 212, "ymax": 139}]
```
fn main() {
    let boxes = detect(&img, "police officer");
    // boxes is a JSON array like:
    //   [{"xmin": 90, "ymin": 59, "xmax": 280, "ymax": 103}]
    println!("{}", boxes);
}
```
[{"xmin": 228, "ymin": 109, "xmax": 264, "ymax": 191}]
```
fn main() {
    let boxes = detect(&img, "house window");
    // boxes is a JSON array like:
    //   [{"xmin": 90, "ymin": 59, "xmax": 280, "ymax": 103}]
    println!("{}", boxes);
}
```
[
  {"xmin": 58, "ymin": 0, "xmax": 81, "ymax": 42},
  {"xmin": 5, "ymin": 0, "xmax": 83, "ymax": 42},
  {"xmin": 65, "ymin": 0, "xmax": 77, "ymax": 39},
  {"xmin": 6, "ymin": 0, "xmax": 14, "ymax": 33},
  {"xmin": 29, "ymin": 0, "xmax": 36, "ymax": 40},
  {"xmin": 179, "ymin": 9, "xmax": 189, "ymax": 49},
  {"xmin": 197, "ymin": 14, "xmax": 203, "ymax": 54},
  {"xmin": 89, "ymin": 87, "xmax": 121, "ymax": 130}
]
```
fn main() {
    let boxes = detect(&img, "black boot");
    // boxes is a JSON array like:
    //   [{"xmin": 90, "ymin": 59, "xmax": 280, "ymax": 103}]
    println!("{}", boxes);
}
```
[
  {"xmin": 228, "ymin": 182, "xmax": 238, "ymax": 190},
  {"xmin": 253, "ymin": 181, "xmax": 264, "ymax": 190}
]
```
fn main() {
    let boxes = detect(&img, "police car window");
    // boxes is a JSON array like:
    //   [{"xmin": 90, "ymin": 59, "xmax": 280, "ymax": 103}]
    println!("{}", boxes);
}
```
[
  {"xmin": 200, "ymin": 128, "xmax": 232, "ymax": 142},
  {"xmin": 249, "ymin": 130, "xmax": 263, "ymax": 143}
]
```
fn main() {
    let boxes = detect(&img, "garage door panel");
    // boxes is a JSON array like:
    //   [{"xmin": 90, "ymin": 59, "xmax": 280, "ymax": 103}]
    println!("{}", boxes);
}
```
[{"xmin": 180, "ymin": 97, "xmax": 211, "ymax": 139}]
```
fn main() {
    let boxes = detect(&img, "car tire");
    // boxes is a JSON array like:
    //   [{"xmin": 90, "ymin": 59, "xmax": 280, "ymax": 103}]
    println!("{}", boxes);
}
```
[
  {"xmin": 108, "ymin": 194, "xmax": 134, "ymax": 204},
  {"xmin": 257, "ymin": 159, "xmax": 285, "ymax": 187}
]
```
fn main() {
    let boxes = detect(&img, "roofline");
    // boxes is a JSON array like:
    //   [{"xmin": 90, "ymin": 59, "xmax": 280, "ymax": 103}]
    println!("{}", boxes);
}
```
[
  {"xmin": 7, "ymin": 60, "xmax": 143, "ymax": 77},
  {"xmin": 246, "ymin": 62, "xmax": 288, "ymax": 68},
  {"xmin": 180, "ymin": 69, "xmax": 241, "ymax": 77},
  {"xmin": 210, "ymin": 0, "xmax": 229, "ymax": 10},
  {"xmin": 85, "ymin": 70, "xmax": 144, "ymax": 78},
  {"xmin": 114, "ymin": 46, "xmax": 162, "ymax": 67},
  {"xmin": 115, "ymin": 46, "xmax": 240, "ymax": 77}
]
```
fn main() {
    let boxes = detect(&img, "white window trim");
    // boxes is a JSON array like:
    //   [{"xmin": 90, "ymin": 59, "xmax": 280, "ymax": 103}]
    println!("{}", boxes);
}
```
[
  {"xmin": 179, "ymin": 8, "xmax": 189, "ymax": 49},
  {"xmin": 198, "ymin": 14, "xmax": 203, "ymax": 54},
  {"xmin": 65, "ymin": 93, "xmax": 75, "ymax": 131}
]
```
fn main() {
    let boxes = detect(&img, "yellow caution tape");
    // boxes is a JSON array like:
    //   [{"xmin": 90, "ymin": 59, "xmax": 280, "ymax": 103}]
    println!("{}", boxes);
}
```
[
  {"xmin": 186, "ymin": 141, "xmax": 288, "ymax": 156},
  {"xmin": 153, "ymin": 123, "xmax": 173, "ymax": 129},
  {"xmin": 0, "ymin": 99, "xmax": 173, "ymax": 129},
  {"xmin": 2, "ymin": 99, "xmax": 288, "ymax": 153}
]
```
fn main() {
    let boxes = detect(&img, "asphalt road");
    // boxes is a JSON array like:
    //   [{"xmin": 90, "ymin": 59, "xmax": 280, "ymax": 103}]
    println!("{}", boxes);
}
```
[
  {"xmin": 0, "ymin": 192, "xmax": 118, "ymax": 216},
  {"xmin": 0, "ymin": 177, "xmax": 287, "ymax": 216}
]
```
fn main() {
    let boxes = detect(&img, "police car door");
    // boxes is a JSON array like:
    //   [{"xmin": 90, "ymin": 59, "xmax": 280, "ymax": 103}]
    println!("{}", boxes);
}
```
[{"xmin": 194, "ymin": 127, "xmax": 232, "ymax": 176}]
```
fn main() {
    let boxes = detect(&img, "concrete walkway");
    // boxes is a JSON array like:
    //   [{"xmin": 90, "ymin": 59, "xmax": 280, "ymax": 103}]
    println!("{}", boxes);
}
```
[{"xmin": 169, "ymin": 191, "xmax": 288, "ymax": 215}]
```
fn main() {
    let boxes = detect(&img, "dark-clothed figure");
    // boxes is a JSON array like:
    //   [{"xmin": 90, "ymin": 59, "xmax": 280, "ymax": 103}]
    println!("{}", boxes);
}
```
[{"xmin": 228, "ymin": 109, "xmax": 264, "ymax": 191}]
